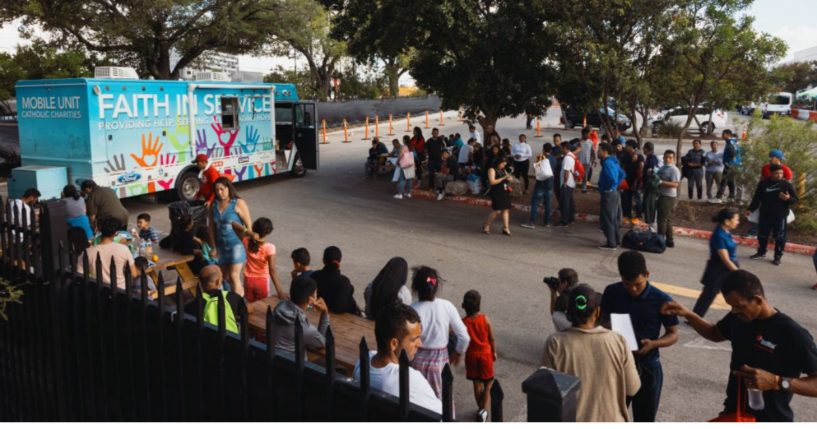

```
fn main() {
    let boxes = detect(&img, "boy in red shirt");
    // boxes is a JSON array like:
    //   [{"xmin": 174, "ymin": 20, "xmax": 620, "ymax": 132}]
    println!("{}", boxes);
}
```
[
  {"xmin": 761, "ymin": 150, "xmax": 793, "ymax": 180},
  {"xmin": 194, "ymin": 154, "xmax": 221, "ymax": 204}
]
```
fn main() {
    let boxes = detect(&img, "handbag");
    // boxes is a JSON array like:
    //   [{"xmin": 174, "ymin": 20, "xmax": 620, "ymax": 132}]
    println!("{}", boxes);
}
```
[
  {"xmin": 748, "ymin": 209, "xmax": 795, "ymax": 224},
  {"xmin": 402, "ymin": 166, "xmax": 415, "ymax": 180},
  {"xmin": 709, "ymin": 378, "xmax": 756, "ymax": 422},
  {"xmin": 534, "ymin": 158, "xmax": 553, "ymax": 181}
]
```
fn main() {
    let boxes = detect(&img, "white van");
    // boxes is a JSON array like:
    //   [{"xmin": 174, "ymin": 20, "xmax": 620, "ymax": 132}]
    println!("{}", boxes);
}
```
[{"xmin": 761, "ymin": 92, "xmax": 792, "ymax": 118}]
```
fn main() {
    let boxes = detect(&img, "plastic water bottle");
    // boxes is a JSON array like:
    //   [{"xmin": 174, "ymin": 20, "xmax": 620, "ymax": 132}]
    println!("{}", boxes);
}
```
[{"xmin": 748, "ymin": 388, "xmax": 765, "ymax": 410}]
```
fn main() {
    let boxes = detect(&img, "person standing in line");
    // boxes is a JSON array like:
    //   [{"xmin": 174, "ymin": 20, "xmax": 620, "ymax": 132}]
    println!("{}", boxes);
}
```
[
  {"xmin": 468, "ymin": 123, "xmax": 483, "ymax": 145},
  {"xmin": 662, "ymin": 270, "xmax": 817, "ymax": 422},
  {"xmin": 550, "ymin": 134, "xmax": 563, "ymax": 211},
  {"xmin": 208, "ymin": 177, "xmax": 252, "ymax": 296},
  {"xmin": 556, "ymin": 142, "xmax": 578, "ymax": 227},
  {"xmin": 601, "ymin": 251, "xmax": 680, "ymax": 422},
  {"xmin": 461, "ymin": 290, "xmax": 497, "ymax": 422},
  {"xmin": 684, "ymin": 139, "xmax": 706, "ymax": 200},
  {"xmin": 483, "ymin": 157, "xmax": 513, "ymax": 236},
  {"xmin": 706, "ymin": 141, "xmax": 725, "ymax": 202},
  {"xmin": 542, "ymin": 284, "xmax": 641, "ymax": 422},
  {"xmin": 693, "ymin": 208, "xmax": 741, "ymax": 317},
  {"xmin": 521, "ymin": 143, "xmax": 555, "ymax": 229},
  {"xmin": 578, "ymin": 127, "xmax": 596, "ymax": 194},
  {"xmin": 641, "ymin": 142, "xmax": 661, "ymax": 227},
  {"xmin": 394, "ymin": 140, "xmax": 415, "ymax": 199},
  {"xmin": 511, "ymin": 134, "xmax": 533, "ymax": 193},
  {"xmin": 410, "ymin": 266, "xmax": 471, "ymax": 399},
  {"xmin": 656, "ymin": 150, "xmax": 681, "ymax": 248},
  {"xmin": 457, "ymin": 138, "xmax": 475, "ymax": 181},
  {"xmin": 748, "ymin": 164, "xmax": 798, "ymax": 266},
  {"xmin": 621, "ymin": 140, "xmax": 645, "ymax": 223},
  {"xmin": 718, "ymin": 129, "xmax": 741, "ymax": 202},
  {"xmin": 597, "ymin": 143, "xmax": 626, "ymax": 250},
  {"xmin": 410, "ymin": 127, "xmax": 426, "ymax": 184},
  {"xmin": 425, "ymin": 128, "xmax": 446, "ymax": 193}
]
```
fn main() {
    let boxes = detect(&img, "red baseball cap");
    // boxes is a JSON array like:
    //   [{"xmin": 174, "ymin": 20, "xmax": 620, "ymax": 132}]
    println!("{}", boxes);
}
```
[{"xmin": 193, "ymin": 154, "xmax": 208, "ymax": 164}]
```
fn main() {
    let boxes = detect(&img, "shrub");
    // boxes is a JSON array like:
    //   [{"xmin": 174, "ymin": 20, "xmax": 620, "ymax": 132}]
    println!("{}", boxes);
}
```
[
  {"xmin": 653, "ymin": 120, "xmax": 685, "ymax": 138},
  {"xmin": 737, "ymin": 115, "xmax": 817, "ymax": 233}
]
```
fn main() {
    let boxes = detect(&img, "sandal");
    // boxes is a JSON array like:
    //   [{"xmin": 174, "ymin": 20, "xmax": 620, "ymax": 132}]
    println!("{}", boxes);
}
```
[
  {"xmin": 482, "ymin": 223, "xmax": 491, "ymax": 234},
  {"xmin": 502, "ymin": 227, "xmax": 512, "ymax": 236}
]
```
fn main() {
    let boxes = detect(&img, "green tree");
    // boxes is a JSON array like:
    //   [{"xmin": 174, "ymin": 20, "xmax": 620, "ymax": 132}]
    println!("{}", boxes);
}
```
[
  {"xmin": 266, "ymin": 0, "xmax": 346, "ymax": 101},
  {"xmin": 653, "ymin": 0, "xmax": 786, "ymax": 158},
  {"xmin": 0, "ymin": 0, "xmax": 283, "ymax": 79},
  {"xmin": 738, "ymin": 115, "xmax": 817, "ymax": 233},
  {"xmin": 770, "ymin": 61, "xmax": 817, "ymax": 95},
  {"xmin": 395, "ymin": 0, "xmax": 555, "ymax": 132}
]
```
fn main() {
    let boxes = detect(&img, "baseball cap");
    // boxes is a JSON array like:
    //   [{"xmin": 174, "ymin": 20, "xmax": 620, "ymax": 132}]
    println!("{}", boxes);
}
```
[
  {"xmin": 193, "ymin": 154, "xmax": 208, "ymax": 164},
  {"xmin": 769, "ymin": 149, "xmax": 784, "ymax": 160}
]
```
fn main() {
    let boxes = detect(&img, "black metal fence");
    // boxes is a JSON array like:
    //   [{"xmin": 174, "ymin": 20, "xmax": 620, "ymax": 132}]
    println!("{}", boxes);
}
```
[{"xmin": 0, "ymin": 199, "xmax": 508, "ymax": 422}]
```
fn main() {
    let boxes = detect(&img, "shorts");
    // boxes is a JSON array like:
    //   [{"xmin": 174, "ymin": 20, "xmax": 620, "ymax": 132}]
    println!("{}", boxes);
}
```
[
  {"xmin": 244, "ymin": 276, "xmax": 269, "ymax": 303},
  {"xmin": 465, "ymin": 351, "xmax": 494, "ymax": 381}
]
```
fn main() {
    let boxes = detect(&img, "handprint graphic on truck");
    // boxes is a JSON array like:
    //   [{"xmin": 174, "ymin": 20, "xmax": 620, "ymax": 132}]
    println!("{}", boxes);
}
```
[
  {"xmin": 211, "ymin": 115, "xmax": 239, "ymax": 156},
  {"xmin": 130, "ymin": 132, "xmax": 163, "ymax": 168},
  {"xmin": 239, "ymin": 125, "xmax": 260, "ymax": 154},
  {"xmin": 195, "ymin": 129, "xmax": 217, "ymax": 158},
  {"xmin": 164, "ymin": 115, "xmax": 191, "ymax": 163}
]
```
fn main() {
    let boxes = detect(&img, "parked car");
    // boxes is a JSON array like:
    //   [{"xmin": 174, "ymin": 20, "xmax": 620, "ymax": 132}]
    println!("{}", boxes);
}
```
[
  {"xmin": 738, "ymin": 102, "xmax": 756, "ymax": 116},
  {"xmin": 560, "ymin": 106, "xmax": 631, "ymax": 131},
  {"xmin": 761, "ymin": 92, "xmax": 792, "ymax": 119},
  {"xmin": 649, "ymin": 106, "xmax": 728, "ymax": 135}
]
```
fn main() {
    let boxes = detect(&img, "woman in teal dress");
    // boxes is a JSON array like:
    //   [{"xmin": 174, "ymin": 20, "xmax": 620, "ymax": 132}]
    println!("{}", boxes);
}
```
[{"xmin": 208, "ymin": 176, "xmax": 253, "ymax": 297}]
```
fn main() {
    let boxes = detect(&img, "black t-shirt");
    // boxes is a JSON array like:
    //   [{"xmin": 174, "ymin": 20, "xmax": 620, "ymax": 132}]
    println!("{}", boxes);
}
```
[
  {"xmin": 622, "ymin": 154, "xmax": 644, "ymax": 185},
  {"xmin": 426, "ymin": 137, "xmax": 445, "ymax": 164},
  {"xmin": 716, "ymin": 311, "xmax": 817, "ymax": 422},
  {"xmin": 172, "ymin": 230, "xmax": 206, "ymax": 275}
]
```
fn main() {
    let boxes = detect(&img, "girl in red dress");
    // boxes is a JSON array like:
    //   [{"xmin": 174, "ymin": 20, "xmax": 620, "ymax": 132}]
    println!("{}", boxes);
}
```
[{"xmin": 462, "ymin": 290, "xmax": 497, "ymax": 422}]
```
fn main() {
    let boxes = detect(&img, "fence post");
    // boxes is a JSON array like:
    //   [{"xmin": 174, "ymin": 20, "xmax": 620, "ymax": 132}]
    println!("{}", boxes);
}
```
[
  {"xmin": 123, "ymin": 263, "xmax": 135, "ymax": 420},
  {"xmin": 238, "ymin": 300, "xmax": 249, "ymax": 420},
  {"xmin": 375, "ymin": 115, "xmax": 380, "ymax": 139},
  {"xmin": 324, "ymin": 326, "xmax": 336, "ymax": 420},
  {"xmin": 156, "ymin": 271, "xmax": 167, "ymax": 420},
  {"xmin": 139, "ymin": 266, "xmax": 151, "ymax": 420},
  {"xmin": 174, "ymin": 277, "xmax": 185, "ymax": 421},
  {"xmin": 194, "ymin": 283, "xmax": 204, "ymax": 418},
  {"xmin": 321, "ymin": 119, "xmax": 328, "ymax": 144},
  {"xmin": 441, "ymin": 364, "xmax": 453, "ymax": 422},
  {"xmin": 398, "ymin": 350, "xmax": 410, "ymax": 421},
  {"xmin": 107, "ymin": 256, "xmax": 121, "ymax": 420},
  {"xmin": 358, "ymin": 337, "xmax": 370, "ymax": 420},
  {"xmin": 216, "ymin": 288, "xmax": 226, "ymax": 419},
  {"xmin": 294, "ymin": 316, "xmax": 305, "ymax": 421},
  {"xmin": 490, "ymin": 379, "xmax": 504, "ymax": 422},
  {"xmin": 265, "ymin": 306, "xmax": 277, "ymax": 421},
  {"xmin": 521, "ymin": 368, "xmax": 580, "ymax": 422}
]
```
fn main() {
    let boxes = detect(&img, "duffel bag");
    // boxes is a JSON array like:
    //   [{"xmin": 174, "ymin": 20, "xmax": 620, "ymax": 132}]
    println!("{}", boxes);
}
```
[{"xmin": 621, "ymin": 229, "xmax": 666, "ymax": 254}]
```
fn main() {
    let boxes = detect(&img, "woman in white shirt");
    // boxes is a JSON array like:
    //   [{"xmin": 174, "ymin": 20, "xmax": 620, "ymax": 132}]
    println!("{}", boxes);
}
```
[
  {"xmin": 410, "ymin": 266, "xmax": 470, "ymax": 398},
  {"xmin": 364, "ymin": 257, "xmax": 412, "ymax": 321},
  {"xmin": 511, "ymin": 134, "xmax": 533, "ymax": 193}
]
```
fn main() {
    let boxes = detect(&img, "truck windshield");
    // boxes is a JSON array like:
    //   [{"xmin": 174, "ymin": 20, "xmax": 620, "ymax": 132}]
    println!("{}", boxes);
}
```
[{"xmin": 767, "ymin": 95, "xmax": 790, "ymax": 105}]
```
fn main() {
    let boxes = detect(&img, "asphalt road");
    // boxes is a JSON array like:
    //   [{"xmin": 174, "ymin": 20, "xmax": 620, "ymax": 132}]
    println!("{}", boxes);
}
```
[{"xmin": 120, "ymin": 113, "xmax": 817, "ymax": 422}]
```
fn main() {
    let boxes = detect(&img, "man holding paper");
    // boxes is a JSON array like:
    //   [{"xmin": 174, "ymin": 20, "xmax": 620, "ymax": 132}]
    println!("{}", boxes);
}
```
[{"xmin": 601, "ymin": 250, "xmax": 680, "ymax": 422}]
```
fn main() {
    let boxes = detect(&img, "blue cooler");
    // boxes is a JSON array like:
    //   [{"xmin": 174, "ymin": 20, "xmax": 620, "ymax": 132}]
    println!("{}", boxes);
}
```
[{"xmin": 7, "ymin": 165, "xmax": 68, "ymax": 200}]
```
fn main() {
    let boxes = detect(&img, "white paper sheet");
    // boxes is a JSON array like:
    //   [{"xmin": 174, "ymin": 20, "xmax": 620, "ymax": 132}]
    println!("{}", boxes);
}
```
[{"xmin": 611, "ymin": 313, "xmax": 639, "ymax": 351}]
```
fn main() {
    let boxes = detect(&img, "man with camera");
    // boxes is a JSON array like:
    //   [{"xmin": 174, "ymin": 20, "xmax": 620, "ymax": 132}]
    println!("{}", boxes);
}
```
[{"xmin": 545, "ymin": 268, "xmax": 579, "ymax": 331}]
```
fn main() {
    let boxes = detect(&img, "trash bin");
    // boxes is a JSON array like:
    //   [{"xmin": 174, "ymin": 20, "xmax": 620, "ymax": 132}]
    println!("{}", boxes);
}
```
[{"xmin": 161, "ymin": 200, "xmax": 207, "ymax": 249}]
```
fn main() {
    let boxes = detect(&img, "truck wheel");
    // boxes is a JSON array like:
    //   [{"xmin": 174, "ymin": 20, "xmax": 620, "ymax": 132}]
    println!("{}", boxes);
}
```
[
  {"xmin": 177, "ymin": 170, "xmax": 201, "ymax": 201},
  {"xmin": 290, "ymin": 155, "xmax": 307, "ymax": 178}
]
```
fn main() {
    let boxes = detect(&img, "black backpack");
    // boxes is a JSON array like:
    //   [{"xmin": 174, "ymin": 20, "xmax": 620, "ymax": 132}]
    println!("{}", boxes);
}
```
[{"xmin": 622, "ymin": 229, "xmax": 666, "ymax": 254}]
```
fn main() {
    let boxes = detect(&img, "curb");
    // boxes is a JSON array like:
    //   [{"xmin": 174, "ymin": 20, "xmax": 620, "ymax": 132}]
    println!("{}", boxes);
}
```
[{"xmin": 408, "ymin": 189, "xmax": 816, "ymax": 256}]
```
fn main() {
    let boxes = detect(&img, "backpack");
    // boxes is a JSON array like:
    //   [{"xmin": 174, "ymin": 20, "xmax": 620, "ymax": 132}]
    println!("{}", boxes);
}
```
[
  {"xmin": 202, "ymin": 290, "xmax": 239, "ymax": 334},
  {"xmin": 568, "ymin": 153, "xmax": 585, "ymax": 183}
]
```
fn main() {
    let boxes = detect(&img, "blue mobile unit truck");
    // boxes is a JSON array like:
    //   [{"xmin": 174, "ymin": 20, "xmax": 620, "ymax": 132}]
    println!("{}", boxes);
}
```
[{"xmin": 12, "ymin": 76, "xmax": 318, "ymax": 200}]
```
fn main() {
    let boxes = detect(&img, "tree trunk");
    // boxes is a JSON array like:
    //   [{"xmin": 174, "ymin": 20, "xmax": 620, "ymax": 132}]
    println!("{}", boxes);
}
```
[
  {"xmin": 384, "ymin": 59, "xmax": 400, "ymax": 98},
  {"xmin": 675, "ymin": 104, "xmax": 701, "ymax": 164}
]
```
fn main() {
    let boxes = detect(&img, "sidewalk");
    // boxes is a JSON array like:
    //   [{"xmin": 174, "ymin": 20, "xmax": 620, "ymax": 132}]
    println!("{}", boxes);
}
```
[{"xmin": 407, "ymin": 187, "xmax": 816, "ymax": 257}]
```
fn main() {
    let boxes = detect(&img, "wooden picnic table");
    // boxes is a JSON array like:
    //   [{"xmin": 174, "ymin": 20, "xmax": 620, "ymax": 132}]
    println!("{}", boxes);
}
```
[
  {"xmin": 144, "ymin": 247, "xmax": 197, "ymax": 299},
  {"xmin": 248, "ymin": 296, "xmax": 375, "ymax": 371}
]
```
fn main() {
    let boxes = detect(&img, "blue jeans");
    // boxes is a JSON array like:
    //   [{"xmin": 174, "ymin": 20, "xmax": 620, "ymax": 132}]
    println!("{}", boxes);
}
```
[
  {"xmin": 581, "ymin": 163, "xmax": 592, "ymax": 191},
  {"xmin": 632, "ymin": 360, "xmax": 663, "ymax": 422},
  {"xmin": 529, "ymin": 179, "xmax": 553, "ymax": 225},
  {"xmin": 397, "ymin": 169, "xmax": 413, "ymax": 194}
]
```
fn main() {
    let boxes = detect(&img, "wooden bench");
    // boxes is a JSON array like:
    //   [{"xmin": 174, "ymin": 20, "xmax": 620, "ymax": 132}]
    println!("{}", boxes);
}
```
[
  {"xmin": 248, "ymin": 296, "xmax": 375, "ymax": 372},
  {"xmin": 145, "ymin": 250, "xmax": 197, "ymax": 299}
]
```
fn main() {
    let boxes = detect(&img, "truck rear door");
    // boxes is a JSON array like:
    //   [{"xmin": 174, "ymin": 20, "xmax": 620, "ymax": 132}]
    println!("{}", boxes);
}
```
[{"xmin": 294, "ymin": 102, "xmax": 318, "ymax": 169}]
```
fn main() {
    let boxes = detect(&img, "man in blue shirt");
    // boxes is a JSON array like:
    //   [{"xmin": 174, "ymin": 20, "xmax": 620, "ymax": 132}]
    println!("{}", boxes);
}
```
[
  {"xmin": 601, "ymin": 250, "xmax": 680, "ymax": 422},
  {"xmin": 597, "ymin": 143, "xmax": 626, "ymax": 250},
  {"xmin": 719, "ymin": 129, "xmax": 741, "ymax": 201}
]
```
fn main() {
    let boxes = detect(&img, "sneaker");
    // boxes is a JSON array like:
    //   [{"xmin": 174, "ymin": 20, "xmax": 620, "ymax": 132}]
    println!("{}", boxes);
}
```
[
  {"xmin": 542, "ymin": 223, "xmax": 551, "ymax": 228},
  {"xmin": 772, "ymin": 257, "xmax": 781, "ymax": 266},
  {"xmin": 436, "ymin": 192, "xmax": 445, "ymax": 201},
  {"xmin": 404, "ymin": 193, "xmax": 412, "ymax": 199},
  {"xmin": 749, "ymin": 252, "xmax": 766, "ymax": 260},
  {"xmin": 478, "ymin": 409, "xmax": 488, "ymax": 422},
  {"xmin": 598, "ymin": 244, "xmax": 617, "ymax": 250},
  {"xmin": 393, "ymin": 194, "xmax": 403, "ymax": 199},
  {"xmin": 520, "ymin": 223, "xmax": 536, "ymax": 229},
  {"xmin": 666, "ymin": 240, "xmax": 675, "ymax": 248}
]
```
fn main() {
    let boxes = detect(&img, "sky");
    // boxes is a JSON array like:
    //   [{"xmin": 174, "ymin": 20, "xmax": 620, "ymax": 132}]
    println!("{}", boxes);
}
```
[{"xmin": 1, "ymin": 0, "xmax": 816, "ymax": 73}]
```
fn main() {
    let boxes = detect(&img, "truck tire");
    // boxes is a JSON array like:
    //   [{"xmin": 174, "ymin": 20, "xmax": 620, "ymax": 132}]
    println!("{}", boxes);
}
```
[
  {"xmin": 290, "ymin": 154, "xmax": 307, "ymax": 178},
  {"xmin": 176, "ymin": 170, "xmax": 201, "ymax": 201}
]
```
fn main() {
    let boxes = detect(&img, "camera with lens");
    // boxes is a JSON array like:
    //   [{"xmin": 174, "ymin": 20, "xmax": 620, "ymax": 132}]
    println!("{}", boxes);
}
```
[{"xmin": 543, "ymin": 276, "xmax": 560, "ymax": 290}]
